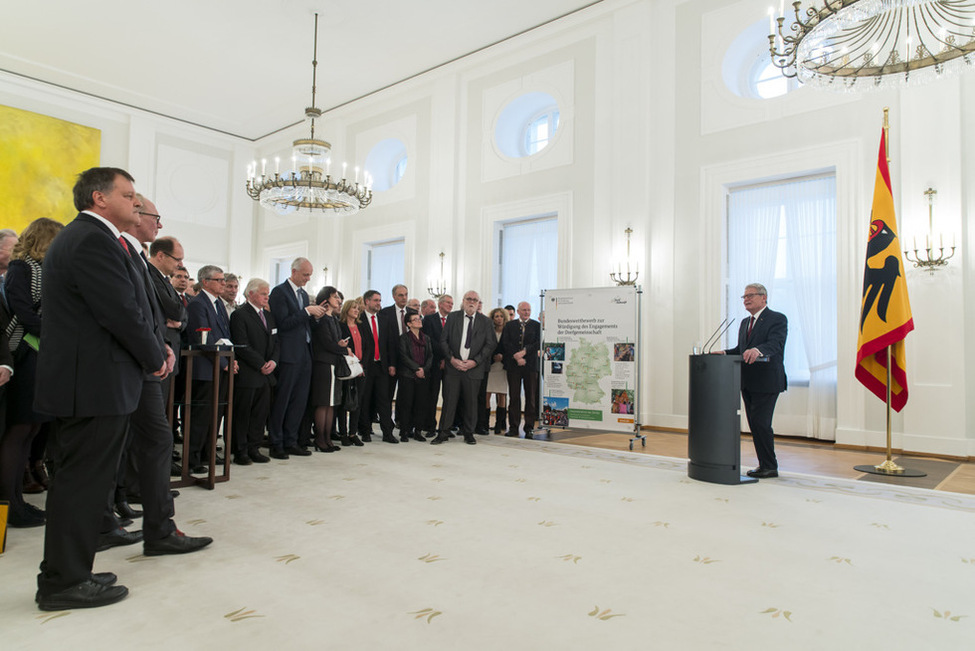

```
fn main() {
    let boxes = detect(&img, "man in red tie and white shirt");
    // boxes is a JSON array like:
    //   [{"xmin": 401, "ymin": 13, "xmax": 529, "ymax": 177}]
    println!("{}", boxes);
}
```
[{"xmin": 358, "ymin": 289, "xmax": 398, "ymax": 443}]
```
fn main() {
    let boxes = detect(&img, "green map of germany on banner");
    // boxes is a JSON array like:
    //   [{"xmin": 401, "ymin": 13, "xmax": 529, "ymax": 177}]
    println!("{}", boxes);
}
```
[{"xmin": 540, "ymin": 286, "xmax": 640, "ymax": 433}]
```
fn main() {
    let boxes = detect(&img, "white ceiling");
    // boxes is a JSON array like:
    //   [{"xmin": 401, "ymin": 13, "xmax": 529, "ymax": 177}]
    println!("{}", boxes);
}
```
[{"xmin": 0, "ymin": 0, "xmax": 603, "ymax": 141}]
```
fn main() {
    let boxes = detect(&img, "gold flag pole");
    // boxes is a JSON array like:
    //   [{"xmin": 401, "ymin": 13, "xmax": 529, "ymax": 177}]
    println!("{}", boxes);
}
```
[{"xmin": 854, "ymin": 107, "xmax": 924, "ymax": 478}]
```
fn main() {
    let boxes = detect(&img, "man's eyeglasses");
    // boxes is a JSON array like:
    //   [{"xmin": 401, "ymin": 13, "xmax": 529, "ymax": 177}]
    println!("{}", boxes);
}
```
[
  {"xmin": 741, "ymin": 293, "xmax": 763, "ymax": 299},
  {"xmin": 162, "ymin": 251, "xmax": 183, "ymax": 263},
  {"xmin": 138, "ymin": 211, "xmax": 162, "ymax": 225},
  {"xmin": 207, "ymin": 277, "xmax": 226, "ymax": 284}
]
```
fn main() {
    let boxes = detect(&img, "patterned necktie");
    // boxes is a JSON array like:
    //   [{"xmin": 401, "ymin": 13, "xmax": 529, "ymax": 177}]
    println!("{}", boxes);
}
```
[
  {"xmin": 215, "ymin": 298, "xmax": 230, "ymax": 334},
  {"xmin": 441, "ymin": 316, "xmax": 446, "ymax": 328},
  {"xmin": 298, "ymin": 288, "xmax": 308, "ymax": 308},
  {"xmin": 519, "ymin": 320, "xmax": 526, "ymax": 348},
  {"xmin": 747, "ymin": 316, "xmax": 755, "ymax": 338},
  {"xmin": 371, "ymin": 314, "xmax": 380, "ymax": 361},
  {"xmin": 259, "ymin": 309, "xmax": 268, "ymax": 330},
  {"xmin": 399, "ymin": 308, "xmax": 405, "ymax": 335},
  {"xmin": 464, "ymin": 315, "xmax": 473, "ymax": 349}
]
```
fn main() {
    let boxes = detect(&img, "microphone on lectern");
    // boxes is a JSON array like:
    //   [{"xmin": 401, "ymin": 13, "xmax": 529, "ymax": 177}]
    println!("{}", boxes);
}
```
[{"xmin": 705, "ymin": 318, "xmax": 736, "ymax": 354}]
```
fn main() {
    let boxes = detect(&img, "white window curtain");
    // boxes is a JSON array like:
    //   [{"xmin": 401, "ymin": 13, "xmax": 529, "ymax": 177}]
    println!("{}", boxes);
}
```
[
  {"xmin": 364, "ymin": 240, "xmax": 405, "ymax": 297},
  {"xmin": 727, "ymin": 175, "xmax": 837, "ymax": 440},
  {"xmin": 499, "ymin": 217, "xmax": 558, "ymax": 310}
]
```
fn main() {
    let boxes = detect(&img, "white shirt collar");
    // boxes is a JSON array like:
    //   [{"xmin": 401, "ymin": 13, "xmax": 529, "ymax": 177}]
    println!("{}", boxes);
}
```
[{"xmin": 82, "ymin": 210, "xmax": 121, "ymax": 239}]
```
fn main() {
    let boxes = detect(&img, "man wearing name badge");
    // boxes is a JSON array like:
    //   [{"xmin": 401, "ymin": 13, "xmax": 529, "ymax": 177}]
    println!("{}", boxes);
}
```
[
  {"xmin": 713, "ymin": 283, "xmax": 788, "ymax": 479},
  {"xmin": 268, "ymin": 258, "xmax": 325, "ymax": 458},
  {"xmin": 431, "ymin": 290, "xmax": 494, "ymax": 446},
  {"xmin": 34, "ymin": 167, "xmax": 167, "ymax": 611}
]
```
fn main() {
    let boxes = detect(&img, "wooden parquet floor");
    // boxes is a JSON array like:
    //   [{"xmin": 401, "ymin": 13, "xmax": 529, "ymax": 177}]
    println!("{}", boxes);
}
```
[{"xmin": 542, "ymin": 428, "xmax": 975, "ymax": 496}]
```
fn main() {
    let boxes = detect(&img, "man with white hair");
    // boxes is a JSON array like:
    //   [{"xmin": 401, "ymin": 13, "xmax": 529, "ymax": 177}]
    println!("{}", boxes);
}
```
[
  {"xmin": 230, "ymin": 278, "xmax": 278, "ymax": 465},
  {"xmin": 268, "ymin": 258, "xmax": 325, "ymax": 458}
]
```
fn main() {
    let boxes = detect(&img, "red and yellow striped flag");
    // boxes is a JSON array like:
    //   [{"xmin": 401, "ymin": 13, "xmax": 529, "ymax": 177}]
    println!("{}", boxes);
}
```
[{"xmin": 855, "ymin": 128, "xmax": 914, "ymax": 411}]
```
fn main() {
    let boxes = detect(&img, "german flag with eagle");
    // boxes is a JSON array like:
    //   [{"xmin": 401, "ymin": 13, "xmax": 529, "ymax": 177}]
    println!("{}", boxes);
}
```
[{"xmin": 855, "ymin": 128, "xmax": 914, "ymax": 411}]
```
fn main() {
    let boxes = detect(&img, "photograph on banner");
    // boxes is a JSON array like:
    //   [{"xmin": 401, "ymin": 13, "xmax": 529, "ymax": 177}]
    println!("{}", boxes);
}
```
[{"xmin": 541, "ymin": 287, "xmax": 639, "ymax": 432}]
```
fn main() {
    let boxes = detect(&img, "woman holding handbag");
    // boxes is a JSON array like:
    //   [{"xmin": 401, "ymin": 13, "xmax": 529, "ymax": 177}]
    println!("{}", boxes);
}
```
[
  {"xmin": 310, "ymin": 286, "xmax": 350, "ymax": 453},
  {"xmin": 337, "ymin": 298, "xmax": 365, "ymax": 446},
  {"xmin": 396, "ymin": 312, "xmax": 433, "ymax": 442}
]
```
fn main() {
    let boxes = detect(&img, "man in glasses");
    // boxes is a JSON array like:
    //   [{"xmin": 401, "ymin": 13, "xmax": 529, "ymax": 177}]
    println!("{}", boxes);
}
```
[{"xmin": 714, "ymin": 283, "xmax": 788, "ymax": 478}]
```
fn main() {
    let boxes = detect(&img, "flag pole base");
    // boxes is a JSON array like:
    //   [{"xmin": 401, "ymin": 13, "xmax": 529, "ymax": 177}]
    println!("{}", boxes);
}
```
[{"xmin": 854, "ymin": 461, "xmax": 926, "ymax": 477}]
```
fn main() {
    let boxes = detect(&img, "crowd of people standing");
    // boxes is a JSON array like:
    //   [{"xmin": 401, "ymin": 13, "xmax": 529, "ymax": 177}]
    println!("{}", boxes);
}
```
[{"xmin": 0, "ymin": 166, "xmax": 544, "ymax": 611}]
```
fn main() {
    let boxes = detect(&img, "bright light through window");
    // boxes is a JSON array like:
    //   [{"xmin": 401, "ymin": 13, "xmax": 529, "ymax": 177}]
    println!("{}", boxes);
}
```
[{"xmin": 525, "ymin": 110, "xmax": 560, "ymax": 155}]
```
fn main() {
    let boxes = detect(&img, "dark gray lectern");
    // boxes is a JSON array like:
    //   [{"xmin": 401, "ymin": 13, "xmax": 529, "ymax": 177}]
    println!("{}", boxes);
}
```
[{"xmin": 687, "ymin": 355, "xmax": 756, "ymax": 485}]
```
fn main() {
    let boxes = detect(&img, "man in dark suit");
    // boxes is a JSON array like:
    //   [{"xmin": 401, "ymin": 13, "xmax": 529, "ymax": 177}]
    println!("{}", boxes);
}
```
[
  {"xmin": 34, "ymin": 167, "xmax": 167, "ymax": 611},
  {"xmin": 358, "ymin": 289, "xmax": 398, "ymax": 443},
  {"xmin": 267, "ymin": 258, "xmax": 325, "ymax": 458},
  {"xmin": 420, "ymin": 294, "xmax": 452, "ymax": 437},
  {"xmin": 185, "ymin": 264, "xmax": 236, "ymax": 472},
  {"xmin": 230, "ymin": 278, "xmax": 279, "ymax": 465},
  {"xmin": 378, "ymin": 283, "xmax": 412, "ymax": 426},
  {"xmin": 146, "ymin": 234, "xmax": 187, "ymax": 408},
  {"xmin": 718, "ymin": 283, "xmax": 788, "ymax": 478},
  {"xmin": 120, "ymin": 202, "xmax": 212, "ymax": 556},
  {"xmin": 431, "ymin": 290, "xmax": 494, "ymax": 445},
  {"xmin": 502, "ymin": 301, "xmax": 541, "ymax": 439}
]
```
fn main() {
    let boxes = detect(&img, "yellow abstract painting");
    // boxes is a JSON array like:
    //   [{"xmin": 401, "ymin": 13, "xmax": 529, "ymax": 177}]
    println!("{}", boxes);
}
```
[{"xmin": 0, "ymin": 104, "xmax": 101, "ymax": 233}]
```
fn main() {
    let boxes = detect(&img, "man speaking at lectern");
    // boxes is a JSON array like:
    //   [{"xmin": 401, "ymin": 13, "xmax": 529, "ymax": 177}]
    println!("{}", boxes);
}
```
[{"xmin": 714, "ymin": 283, "xmax": 787, "ymax": 479}]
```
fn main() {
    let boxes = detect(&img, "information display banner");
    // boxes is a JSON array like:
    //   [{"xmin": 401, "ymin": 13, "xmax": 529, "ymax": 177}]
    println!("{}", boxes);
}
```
[{"xmin": 540, "ymin": 286, "xmax": 639, "ymax": 432}]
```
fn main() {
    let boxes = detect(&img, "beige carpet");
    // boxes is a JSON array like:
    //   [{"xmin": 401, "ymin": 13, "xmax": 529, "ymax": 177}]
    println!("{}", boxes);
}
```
[{"xmin": 2, "ymin": 436, "xmax": 974, "ymax": 650}]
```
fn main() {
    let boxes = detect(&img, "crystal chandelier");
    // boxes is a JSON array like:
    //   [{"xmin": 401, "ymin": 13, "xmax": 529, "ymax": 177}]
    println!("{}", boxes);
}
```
[
  {"xmin": 245, "ymin": 13, "xmax": 372, "ymax": 215},
  {"xmin": 768, "ymin": 0, "xmax": 975, "ymax": 90}
]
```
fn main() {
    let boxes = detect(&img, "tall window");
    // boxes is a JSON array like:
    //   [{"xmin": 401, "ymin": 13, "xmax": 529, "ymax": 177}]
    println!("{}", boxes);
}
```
[
  {"xmin": 362, "ymin": 239, "xmax": 405, "ymax": 297},
  {"xmin": 726, "ymin": 174, "xmax": 836, "ymax": 438},
  {"xmin": 497, "ymin": 216, "xmax": 558, "ymax": 310}
]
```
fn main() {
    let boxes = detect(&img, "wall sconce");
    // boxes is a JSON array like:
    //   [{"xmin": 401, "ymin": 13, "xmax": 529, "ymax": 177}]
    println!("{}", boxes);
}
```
[
  {"xmin": 904, "ymin": 188, "xmax": 956, "ymax": 273},
  {"xmin": 609, "ymin": 227, "xmax": 640, "ymax": 286},
  {"xmin": 428, "ymin": 251, "xmax": 447, "ymax": 298}
]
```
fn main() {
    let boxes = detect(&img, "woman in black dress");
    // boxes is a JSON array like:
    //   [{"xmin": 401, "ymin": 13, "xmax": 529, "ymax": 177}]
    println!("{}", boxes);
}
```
[
  {"xmin": 1, "ymin": 217, "xmax": 62, "ymax": 527},
  {"xmin": 396, "ymin": 312, "xmax": 433, "ymax": 442},
  {"xmin": 310, "ymin": 286, "xmax": 350, "ymax": 453}
]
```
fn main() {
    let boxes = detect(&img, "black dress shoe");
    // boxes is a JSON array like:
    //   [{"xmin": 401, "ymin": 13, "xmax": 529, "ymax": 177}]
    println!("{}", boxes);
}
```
[
  {"xmin": 115, "ymin": 500, "xmax": 143, "ymax": 519},
  {"xmin": 286, "ymin": 446, "xmax": 312, "ymax": 456},
  {"xmin": 144, "ymin": 530, "xmax": 213, "ymax": 556},
  {"xmin": 269, "ymin": 448, "xmax": 290, "ymax": 460},
  {"xmin": 474, "ymin": 427, "xmax": 489, "ymax": 436},
  {"xmin": 190, "ymin": 465, "xmax": 208, "ymax": 474},
  {"xmin": 171, "ymin": 489, "xmax": 180, "ymax": 498},
  {"xmin": 234, "ymin": 455, "xmax": 253, "ymax": 465},
  {"xmin": 746, "ymin": 468, "xmax": 779, "ymax": 478},
  {"xmin": 382, "ymin": 434, "xmax": 400, "ymax": 444},
  {"xmin": 504, "ymin": 430, "xmax": 518, "ymax": 438},
  {"xmin": 117, "ymin": 517, "xmax": 133, "ymax": 528},
  {"xmin": 399, "ymin": 435, "xmax": 410, "ymax": 443},
  {"xmin": 361, "ymin": 432, "xmax": 373, "ymax": 443},
  {"xmin": 91, "ymin": 572, "xmax": 117, "ymax": 587},
  {"xmin": 24, "ymin": 502, "xmax": 46, "ymax": 517},
  {"xmin": 350, "ymin": 435, "xmax": 364, "ymax": 446},
  {"xmin": 463, "ymin": 433, "xmax": 477, "ymax": 445},
  {"xmin": 37, "ymin": 580, "xmax": 129, "ymax": 611},
  {"xmin": 249, "ymin": 451, "xmax": 270, "ymax": 463},
  {"xmin": 412, "ymin": 431, "xmax": 427, "ymax": 442},
  {"xmin": 429, "ymin": 433, "xmax": 448, "ymax": 445},
  {"xmin": 7, "ymin": 508, "xmax": 45, "ymax": 528},
  {"xmin": 97, "ymin": 527, "xmax": 144, "ymax": 552}
]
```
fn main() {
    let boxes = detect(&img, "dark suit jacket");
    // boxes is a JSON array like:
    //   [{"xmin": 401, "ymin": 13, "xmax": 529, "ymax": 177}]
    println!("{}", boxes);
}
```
[
  {"xmin": 35, "ymin": 213, "xmax": 165, "ymax": 418},
  {"xmin": 268, "ymin": 281, "xmax": 313, "ymax": 364},
  {"xmin": 312, "ymin": 314, "xmax": 347, "ymax": 365},
  {"xmin": 725, "ymin": 307, "xmax": 788, "ymax": 394},
  {"xmin": 146, "ymin": 259, "xmax": 186, "ymax": 371},
  {"xmin": 125, "ymin": 244, "xmax": 169, "ymax": 382},
  {"xmin": 186, "ymin": 290, "xmax": 233, "ymax": 380},
  {"xmin": 397, "ymin": 331, "xmax": 433, "ymax": 379},
  {"xmin": 501, "ymin": 318, "xmax": 541, "ymax": 372},
  {"xmin": 230, "ymin": 303, "xmax": 279, "ymax": 389},
  {"xmin": 439, "ymin": 310, "xmax": 494, "ymax": 380},
  {"xmin": 422, "ymin": 311, "xmax": 449, "ymax": 363},
  {"xmin": 358, "ymin": 310, "xmax": 396, "ymax": 368}
]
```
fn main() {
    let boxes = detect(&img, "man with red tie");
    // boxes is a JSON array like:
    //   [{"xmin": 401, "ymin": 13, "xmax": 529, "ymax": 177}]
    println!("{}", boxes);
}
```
[
  {"xmin": 358, "ymin": 289, "xmax": 397, "ymax": 443},
  {"xmin": 421, "ymin": 294, "xmax": 453, "ymax": 438},
  {"xmin": 715, "ymin": 283, "xmax": 788, "ymax": 479},
  {"xmin": 35, "ymin": 167, "xmax": 167, "ymax": 610}
]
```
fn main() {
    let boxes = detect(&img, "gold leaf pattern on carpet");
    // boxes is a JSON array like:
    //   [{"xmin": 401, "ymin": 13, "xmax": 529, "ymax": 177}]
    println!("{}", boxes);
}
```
[
  {"xmin": 225, "ymin": 607, "xmax": 264, "ymax": 622},
  {"xmin": 408, "ymin": 608, "xmax": 442, "ymax": 623},
  {"xmin": 556, "ymin": 554, "xmax": 581, "ymax": 564},
  {"xmin": 828, "ymin": 556, "xmax": 853, "ymax": 565},
  {"xmin": 36, "ymin": 613, "xmax": 70, "ymax": 624},
  {"xmin": 418, "ymin": 553, "xmax": 445, "ymax": 563},
  {"xmin": 588, "ymin": 606, "xmax": 625, "ymax": 620},
  {"xmin": 760, "ymin": 608, "xmax": 793, "ymax": 622},
  {"xmin": 693, "ymin": 555, "xmax": 719, "ymax": 564},
  {"xmin": 274, "ymin": 554, "xmax": 300, "ymax": 564},
  {"xmin": 932, "ymin": 609, "xmax": 967, "ymax": 622}
]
